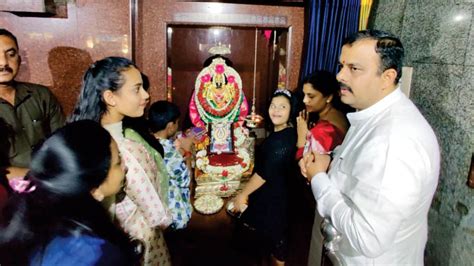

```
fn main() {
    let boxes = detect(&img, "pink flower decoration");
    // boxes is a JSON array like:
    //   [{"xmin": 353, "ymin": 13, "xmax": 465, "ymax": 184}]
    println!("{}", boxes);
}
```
[
  {"xmin": 227, "ymin": 75, "xmax": 235, "ymax": 84},
  {"xmin": 215, "ymin": 64, "xmax": 225, "ymax": 74},
  {"xmin": 201, "ymin": 74, "xmax": 211, "ymax": 83},
  {"xmin": 222, "ymin": 170, "xmax": 229, "ymax": 177},
  {"xmin": 264, "ymin": 30, "xmax": 272, "ymax": 41}
]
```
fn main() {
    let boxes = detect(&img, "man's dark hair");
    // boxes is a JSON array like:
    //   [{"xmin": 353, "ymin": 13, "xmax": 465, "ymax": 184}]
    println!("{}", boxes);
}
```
[
  {"xmin": 343, "ymin": 29, "xmax": 404, "ymax": 83},
  {"xmin": 0, "ymin": 28, "xmax": 19, "ymax": 49}
]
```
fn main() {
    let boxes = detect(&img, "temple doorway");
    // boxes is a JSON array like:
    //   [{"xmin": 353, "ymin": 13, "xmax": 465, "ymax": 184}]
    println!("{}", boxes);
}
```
[{"xmin": 166, "ymin": 25, "xmax": 288, "ymax": 135}]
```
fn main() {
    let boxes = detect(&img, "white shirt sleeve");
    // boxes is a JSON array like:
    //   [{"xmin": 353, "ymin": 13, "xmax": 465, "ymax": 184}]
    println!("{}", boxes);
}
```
[{"xmin": 310, "ymin": 135, "xmax": 429, "ymax": 258}]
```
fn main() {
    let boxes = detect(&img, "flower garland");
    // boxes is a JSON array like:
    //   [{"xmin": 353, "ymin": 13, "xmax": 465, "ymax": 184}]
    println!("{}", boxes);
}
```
[
  {"xmin": 194, "ymin": 61, "xmax": 244, "ymax": 124},
  {"xmin": 195, "ymin": 98, "xmax": 242, "ymax": 125},
  {"xmin": 196, "ymin": 82, "xmax": 241, "ymax": 118}
]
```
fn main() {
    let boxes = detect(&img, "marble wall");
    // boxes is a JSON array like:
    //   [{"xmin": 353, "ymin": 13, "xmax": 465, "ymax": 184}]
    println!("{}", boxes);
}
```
[
  {"xmin": 1, "ymin": 0, "xmax": 303, "ymax": 118},
  {"xmin": 370, "ymin": 0, "xmax": 473, "ymax": 265},
  {"xmin": 137, "ymin": 0, "xmax": 304, "ymax": 104},
  {"xmin": 0, "ymin": 0, "xmax": 132, "ymax": 115}
]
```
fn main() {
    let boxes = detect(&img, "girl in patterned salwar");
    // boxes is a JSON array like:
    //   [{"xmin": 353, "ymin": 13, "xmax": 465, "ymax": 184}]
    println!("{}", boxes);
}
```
[{"xmin": 70, "ymin": 57, "xmax": 172, "ymax": 266}]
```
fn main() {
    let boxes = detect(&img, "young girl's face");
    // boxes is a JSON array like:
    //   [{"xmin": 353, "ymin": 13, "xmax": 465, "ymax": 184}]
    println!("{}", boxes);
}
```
[
  {"xmin": 269, "ymin": 95, "xmax": 291, "ymax": 128},
  {"xmin": 98, "ymin": 139, "xmax": 126, "ymax": 198},
  {"xmin": 111, "ymin": 67, "xmax": 149, "ymax": 118}
]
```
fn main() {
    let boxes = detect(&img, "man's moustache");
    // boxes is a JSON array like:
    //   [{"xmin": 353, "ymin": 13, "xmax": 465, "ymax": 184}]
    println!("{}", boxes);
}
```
[
  {"xmin": 339, "ymin": 82, "xmax": 353, "ymax": 93},
  {"xmin": 0, "ymin": 66, "xmax": 13, "ymax": 73}
]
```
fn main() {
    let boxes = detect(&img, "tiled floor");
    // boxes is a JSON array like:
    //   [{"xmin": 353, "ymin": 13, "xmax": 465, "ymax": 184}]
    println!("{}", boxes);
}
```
[{"xmin": 165, "ymin": 178, "xmax": 317, "ymax": 266}]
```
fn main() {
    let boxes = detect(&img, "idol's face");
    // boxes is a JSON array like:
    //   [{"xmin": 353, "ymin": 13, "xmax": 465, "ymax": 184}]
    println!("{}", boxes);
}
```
[
  {"xmin": 0, "ymin": 35, "xmax": 20, "ymax": 85},
  {"xmin": 336, "ymin": 39, "xmax": 386, "ymax": 110}
]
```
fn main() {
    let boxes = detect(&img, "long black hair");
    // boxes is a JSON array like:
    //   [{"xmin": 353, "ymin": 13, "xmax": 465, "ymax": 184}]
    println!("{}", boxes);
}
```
[
  {"xmin": 300, "ymin": 70, "xmax": 353, "ymax": 124},
  {"xmin": 69, "ymin": 57, "xmax": 136, "ymax": 122},
  {"xmin": 0, "ymin": 120, "xmax": 135, "ymax": 264}
]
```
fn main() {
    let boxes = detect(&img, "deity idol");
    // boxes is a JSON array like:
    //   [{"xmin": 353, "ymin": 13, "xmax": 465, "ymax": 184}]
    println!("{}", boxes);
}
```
[{"xmin": 189, "ymin": 56, "xmax": 249, "ymax": 128}]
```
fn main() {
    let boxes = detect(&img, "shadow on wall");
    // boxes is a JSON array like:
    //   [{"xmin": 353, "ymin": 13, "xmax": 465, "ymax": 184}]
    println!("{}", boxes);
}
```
[
  {"xmin": 15, "ymin": 49, "xmax": 31, "ymax": 82},
  {"xmin": 48, "ymin": 46, "xmax": 93, "ymax": 116}
]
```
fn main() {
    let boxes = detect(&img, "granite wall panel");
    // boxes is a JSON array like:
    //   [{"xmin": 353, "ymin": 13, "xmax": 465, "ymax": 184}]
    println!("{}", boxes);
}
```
[
  {"xmin": 371, "ymin": 1, "xmax": 473, "ymax": 265},
  {"xmin": 369, "ymin": 0, "xmax": 406, "ymax": 37},
  {"xmin": 466, "ymin": 18, "xmax": 474, "ymax": 66},
  {"xmin": 138, "ymin": 0, "xmax": 304, "ymax": 103},
  {"xmin": 401, "ymin": 0, "xmax": 472, "ymax": 65},
  {"xmin": 0, "ymin": 0, "xmax": 131, "ymax": 115}
]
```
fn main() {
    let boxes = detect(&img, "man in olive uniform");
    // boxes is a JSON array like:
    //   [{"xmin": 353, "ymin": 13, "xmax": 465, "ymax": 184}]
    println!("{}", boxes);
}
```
[{"xmin": 0, "ymin": 28, "xmax": 64, "ymax": 177}]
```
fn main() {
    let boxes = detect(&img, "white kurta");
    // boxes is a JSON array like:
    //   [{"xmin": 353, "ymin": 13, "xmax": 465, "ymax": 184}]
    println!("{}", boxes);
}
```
[{"xmin": 311, "ymin": 88, "xmax": 440, "ymax": 265}]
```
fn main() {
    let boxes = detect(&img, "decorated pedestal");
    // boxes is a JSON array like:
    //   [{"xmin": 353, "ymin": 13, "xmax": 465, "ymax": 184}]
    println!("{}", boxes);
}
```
[
  {"xmin": 189, "ymin": 57, "xmax": 254, "ymax": 199},
  {"xmin": 194, "ymin": 124, "xmax": 254, "ymax": 197}
]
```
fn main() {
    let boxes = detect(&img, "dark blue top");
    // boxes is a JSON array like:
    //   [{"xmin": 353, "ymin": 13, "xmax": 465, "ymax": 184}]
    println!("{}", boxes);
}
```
[{"xmin": 30, "ymin": 234, "xmax": 127, "ymax": 266}]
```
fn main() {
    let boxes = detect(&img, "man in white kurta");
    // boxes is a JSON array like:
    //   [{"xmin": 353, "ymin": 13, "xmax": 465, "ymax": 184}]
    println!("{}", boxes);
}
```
[{"xmin": 304, "ymin": 30, "xmax": 440, "ymax": 265}]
